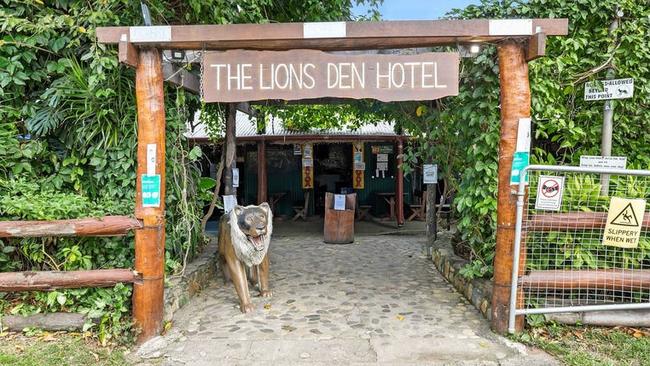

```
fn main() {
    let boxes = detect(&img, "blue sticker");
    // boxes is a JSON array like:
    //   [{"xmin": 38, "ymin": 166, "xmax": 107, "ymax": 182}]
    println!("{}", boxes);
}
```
[
  {"xmin": 141, "ymin": 174, "xmax": 161, "ymax": 207},
  {"xmin": 510, "ymin": 151, "xmax": 529, "ymax": 185}
]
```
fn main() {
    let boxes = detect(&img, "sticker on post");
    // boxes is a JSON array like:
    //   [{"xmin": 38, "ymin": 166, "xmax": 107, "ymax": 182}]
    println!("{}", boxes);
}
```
[
  {"xmin": 223, "ymin": 195, "xmax": 237, "ymax": 213},
  {"xmin": 334, "ymin": 194, "xmax": 346, "ymax": 211},
  {"xmin": 423, "ymin": 164, "xmax": 438, "ymax": 184},
  {"xmin": 602, "ymin": 197, "xmax": 646, "ymax": 248},
  {"xmin": 141, "ymin": 174, "xmax": 161, "ymax": 207},
  {"xmin": 535, "ymin": 176, "xmax": 564, "ymax": 211},
  {"xmin": 510, "ymin": 151, "xmax": 529, "ymax": 185}
]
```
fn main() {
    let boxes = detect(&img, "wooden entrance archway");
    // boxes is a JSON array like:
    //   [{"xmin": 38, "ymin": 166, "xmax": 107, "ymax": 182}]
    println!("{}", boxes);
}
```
[{"xmin": 98, "ymin": 18, "xmax": 565, "ymax": 342}]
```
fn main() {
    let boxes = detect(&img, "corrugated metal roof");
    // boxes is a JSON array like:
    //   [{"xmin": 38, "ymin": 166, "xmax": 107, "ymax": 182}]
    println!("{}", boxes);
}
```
[{"xmin": 185, "ymin": 111, "xmax": 400, "ymax": 140}]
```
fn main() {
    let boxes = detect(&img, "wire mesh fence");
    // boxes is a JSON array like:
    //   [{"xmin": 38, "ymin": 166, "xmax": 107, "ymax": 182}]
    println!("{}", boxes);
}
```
[{"xmin": 509, "ymin": 165, "xmax": 650, "ymax": 332}]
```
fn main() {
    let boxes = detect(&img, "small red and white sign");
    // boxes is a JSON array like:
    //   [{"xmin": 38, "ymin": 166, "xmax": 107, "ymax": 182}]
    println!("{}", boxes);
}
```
[{"xmin": 535, "ymin": 175, "xmax": 565, "ymax": 211}]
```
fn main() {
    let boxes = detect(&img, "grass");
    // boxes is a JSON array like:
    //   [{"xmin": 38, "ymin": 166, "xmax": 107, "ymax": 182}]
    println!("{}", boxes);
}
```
[
  {"xmin": 0, "ymin": 332, "xmax": 130, "ymax": 366},
  {"xmin": 513, "ymin": 324, "xmax": 650, "ymax": 366}
]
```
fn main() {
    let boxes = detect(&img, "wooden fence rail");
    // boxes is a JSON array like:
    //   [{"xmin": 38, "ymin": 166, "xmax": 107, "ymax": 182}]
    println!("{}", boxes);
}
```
[
  {"xmin": 0, "ymin": 269, "xmax": 141, "ymax": 291},
  {"xmin": 526, "ymin": 212, "xmax": 650, "ymax": 232},
  {"xmin": 0, "ymin": 216, "xmax": 142, "ymax": 238},
  {"xmin": 520, "ymin": 269, "xmax": 650, "ymax": 291}
]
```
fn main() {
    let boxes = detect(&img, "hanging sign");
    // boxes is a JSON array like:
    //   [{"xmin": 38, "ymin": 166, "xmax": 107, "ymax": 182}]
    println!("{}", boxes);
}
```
[
  {"xmin": 579, "ymin": 155, "xmax": 627, "ymax": 169},
  {"xmin": 293, "ymin": 144, "xmax": 302, "ymax": 155},
  {"xmin": 141, "ymin": 174, "xmax": 161, "ymax": 207},
  {"xmin": 423, "ymin": 164, "xmax": 438, "ymax": 184},
  {"xmin": 584, "ymin": 78, "xmax": 634, "ymax": 101},
  {"xmin": 602, "ymin": 197, "xmax": 646, "ymax": 248},
  {"xmin": 232, "ymin": 167, "xmax": 240, "ymax": 188},
  {"xmin": 352, "ymin": 142, "xmax": 364, "ymax": 189},
  {"xmin": 202, "ymin": 50, "xmax": 459, "ymax": 103},
  {"xmin": 371, "ymin": 145, "xmax": 393, "ymax": 154},
  {"xmin": 302, "ymin": 143, "xmax": 314, "ymax": 189},
  {"xmin": 535, "ymin": 175, "xmax": 564, "ymax": 211}
]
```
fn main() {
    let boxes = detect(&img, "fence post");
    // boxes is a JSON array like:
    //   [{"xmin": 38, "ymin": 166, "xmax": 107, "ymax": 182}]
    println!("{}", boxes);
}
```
[
  {"xmin": 491, "ymin": 40, "xmax": 531, "ymax": 334},
  {"xmin": 133, "ymin": 47, "xmax": 166, "ymax": 343}
]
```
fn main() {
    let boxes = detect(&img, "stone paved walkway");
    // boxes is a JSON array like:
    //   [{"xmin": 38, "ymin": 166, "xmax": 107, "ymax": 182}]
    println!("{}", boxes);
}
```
[{"xmin": 137, "ymin": 234, "xmax": 557, "ymax": 365}]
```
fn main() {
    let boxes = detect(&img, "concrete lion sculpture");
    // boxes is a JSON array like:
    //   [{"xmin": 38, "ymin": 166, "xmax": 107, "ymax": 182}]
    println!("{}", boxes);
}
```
[{"xmin": 218, "ymin": 203, "xmax": 273, "ymax": 313}]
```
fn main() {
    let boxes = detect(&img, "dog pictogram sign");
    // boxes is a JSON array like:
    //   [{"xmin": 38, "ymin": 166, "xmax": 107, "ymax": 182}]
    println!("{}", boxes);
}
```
[
  {"xmin": 535, "ymin": 175, "xmax": 564, "ymax": 211},
  {"xmin": 602, "ymin": 197, "xmax": 646, "ymax": 248}
]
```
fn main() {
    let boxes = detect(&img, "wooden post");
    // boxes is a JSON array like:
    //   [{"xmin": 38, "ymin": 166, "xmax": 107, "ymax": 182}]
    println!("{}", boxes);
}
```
[
  {"xmin": 257, "ymin": 140, "xmax": 267, "ymax": 204},
  {"xmin": 491, "ymin": 41, "xmax": 530, "ymax": 334},
  {"xmin": 133, "ymin": 47, "xmax": 166, "ymax": 343},
  {"xmin": 396, "ymin": 138, "xmax": 405, "ymax": 226},
  {"xmin": 223, "ymin": 104, "xmax": 237, "ymax": 197}
]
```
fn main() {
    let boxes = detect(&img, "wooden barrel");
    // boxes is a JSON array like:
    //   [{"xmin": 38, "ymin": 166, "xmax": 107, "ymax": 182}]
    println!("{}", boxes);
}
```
[{"xmin": 324, "ymin": 192, "xmax": 356, "ymax": 244}]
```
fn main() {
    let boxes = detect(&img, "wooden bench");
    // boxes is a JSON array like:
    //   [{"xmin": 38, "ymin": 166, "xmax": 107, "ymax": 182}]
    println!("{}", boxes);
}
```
[{"xmin": 407, "ymin": 190, "xmax": 427, "ymax": 221}]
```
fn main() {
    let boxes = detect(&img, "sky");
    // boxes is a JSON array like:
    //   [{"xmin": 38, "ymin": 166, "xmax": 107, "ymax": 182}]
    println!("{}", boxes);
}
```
[{"xmin": 353, "ymin": 0, "xmax": 482, "ymax": 20}]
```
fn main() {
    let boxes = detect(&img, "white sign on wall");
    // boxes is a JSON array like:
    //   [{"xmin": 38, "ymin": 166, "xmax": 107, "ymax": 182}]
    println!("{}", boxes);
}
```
[
  {"xmin": 535, "ymin": 175, "xmax": 565, "ymax": 211},
  {"xmin": 423, "ymin": 164, "xmax": 438, "ymax": 184},
  {"xmin": 584, "ymin": 78, "xmax": 634, "ymax": 101},
  {"xmin": 579, "ymin": 156, "xmax": 627, "ymax": 169}
]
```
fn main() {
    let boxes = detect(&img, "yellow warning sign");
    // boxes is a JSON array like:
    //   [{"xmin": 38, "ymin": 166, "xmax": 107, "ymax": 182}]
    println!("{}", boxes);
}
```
[{"xmin": 602, "ymin": 197, "xmax": 646, "ymax": 248}]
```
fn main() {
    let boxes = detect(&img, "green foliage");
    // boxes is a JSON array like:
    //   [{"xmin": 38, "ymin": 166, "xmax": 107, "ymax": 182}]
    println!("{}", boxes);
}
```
[
  {"xmin": 514, "ymin": 324, "xmax": 650, "ymax": 366},
  {"xmin": 0, "ymin": 0, "xmax": 380, "ymax": 343},
  {"xmin": 443, "ymin": 0, "xmax": 650, "ymax": 276}
]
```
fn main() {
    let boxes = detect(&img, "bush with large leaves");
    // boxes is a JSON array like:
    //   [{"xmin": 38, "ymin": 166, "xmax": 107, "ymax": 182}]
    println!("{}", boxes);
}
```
[
  {"xmin": 445, "ymin": 0, "xmax": 650, "ymax": 278},
  {"xmin": 0, "ymin": 0, "xmax": 379, "ymax": 343}
]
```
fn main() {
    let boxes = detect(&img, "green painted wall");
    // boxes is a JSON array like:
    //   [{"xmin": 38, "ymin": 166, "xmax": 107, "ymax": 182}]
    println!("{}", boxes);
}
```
[{"xmin": 243, "ymin": 141, "xmax": 412, "ymax": 218}]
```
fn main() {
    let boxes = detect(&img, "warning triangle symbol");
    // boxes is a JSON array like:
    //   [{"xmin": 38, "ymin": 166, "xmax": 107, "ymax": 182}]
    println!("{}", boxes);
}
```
[{"xmin": 610, "ymin": 203, "xmax": 640, "ymax": 227}]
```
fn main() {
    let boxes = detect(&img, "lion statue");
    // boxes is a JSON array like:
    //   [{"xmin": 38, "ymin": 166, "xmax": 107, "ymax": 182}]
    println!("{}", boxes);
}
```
[{"xmin": 218, "ymin": 202, "xmax": 273, "ymax": 313}]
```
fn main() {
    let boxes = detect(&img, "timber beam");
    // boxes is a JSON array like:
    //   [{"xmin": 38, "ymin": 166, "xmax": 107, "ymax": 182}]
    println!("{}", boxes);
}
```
[
  {"xmin": 0, "ymin": 216, "xmax": 142, "ymax": 238},
  {"xmin": 528, "ymin": 212, "xmax": 650, "ymax": 231},
  {"xmin": 96, "ymin": 19, "xmax": 568, "ymax": 51},
  {"xmin": 0, "ymin": 269, "xmax": 141, "ymax": 292},
  {"xmin": 521, "ymin": 269, "xmax": 650, "ymax": 291},
  {"xmin": 526, "ymin": 32, "xmax": 546, "ymax": 61}
]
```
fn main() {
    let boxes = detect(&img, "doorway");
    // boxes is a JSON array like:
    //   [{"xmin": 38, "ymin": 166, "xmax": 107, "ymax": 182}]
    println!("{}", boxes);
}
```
[{"xmin": 313, "ymin": 143, "xmax": 353, "ymax": 215}]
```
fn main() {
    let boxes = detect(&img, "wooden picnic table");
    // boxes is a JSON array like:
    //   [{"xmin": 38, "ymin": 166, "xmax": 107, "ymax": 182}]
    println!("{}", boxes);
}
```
[{"xmin": 376, "ymin": 192, "xmax": 407, "ymax": 221}]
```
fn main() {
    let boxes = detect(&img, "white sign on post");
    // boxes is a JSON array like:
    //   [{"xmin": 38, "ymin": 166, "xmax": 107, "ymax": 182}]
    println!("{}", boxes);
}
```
[
  {"xmin": 579, "ymin": 156, "xmax": 627, "ymax": 169},
  {"xmin": 334, "ymin": 194, "xmax": 346, "ymax": 211},
  {"xmin": 232, "ymin": 168, "xmax": 240, "ymax": 188},
  {"xmin": 423, "ymin": 164, "xmax": 438, "ymax": 184},
  {"xmin": 223, "ymin": 195, "xmax": 237, "ymax": 213},
  {"xmin": 535, "ymin": 175, "xmax": 565, "ymax": 211},
  {"xmin": 584, "ymin": 78, "xmax": 634, "ymax": 101}
]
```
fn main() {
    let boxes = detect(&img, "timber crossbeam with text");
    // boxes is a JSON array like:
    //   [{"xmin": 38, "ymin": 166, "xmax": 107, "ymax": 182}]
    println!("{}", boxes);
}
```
[{"xmin": 97, "ymin": 19, "xmax": 567, "ymax": 51}]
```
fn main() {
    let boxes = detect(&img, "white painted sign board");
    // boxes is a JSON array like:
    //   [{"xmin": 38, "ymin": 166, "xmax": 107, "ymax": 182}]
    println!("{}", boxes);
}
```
[
  {"xmin": 584, "ymin": 78, "xmax": 634, "ymax": 101},
  {"xmin": 535, "ymin": 175, "xmax": 565, "ymax": 211},
  {"xmin": 423, "ymin": 164, "xmax": 438, "ymax": 184},
  {"xmin": 579, "ymin": 156, "xmax": 627, "ymax": 169}
]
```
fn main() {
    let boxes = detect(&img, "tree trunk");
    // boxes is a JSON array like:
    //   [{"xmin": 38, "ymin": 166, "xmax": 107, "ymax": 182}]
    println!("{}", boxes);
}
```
[
  {"xmin": 223, "ymin": 104, "xmax": 237, "ymax": 196},
  {"xmin": 491, "ymin": 40, "xmax": 530, "ymax": 334}
]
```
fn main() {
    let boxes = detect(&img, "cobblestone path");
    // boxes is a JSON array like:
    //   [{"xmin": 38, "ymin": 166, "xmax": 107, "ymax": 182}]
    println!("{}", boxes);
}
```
[{"xmin": 139, "ymin": 234, "xmax": 556, "ymax": 365}]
